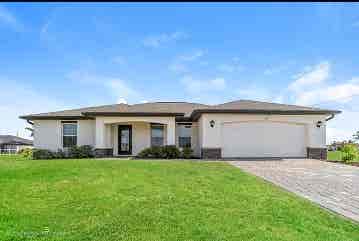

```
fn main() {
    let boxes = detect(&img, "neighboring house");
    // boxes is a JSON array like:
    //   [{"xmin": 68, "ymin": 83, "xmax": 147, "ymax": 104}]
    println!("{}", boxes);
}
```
[
  {"xmin": 19, "ymin": 100, "xmax": 340, "ymax": 159},
  {"xmin": 0, "ymin": 135, "xmax": 33, "ymax": 154}
]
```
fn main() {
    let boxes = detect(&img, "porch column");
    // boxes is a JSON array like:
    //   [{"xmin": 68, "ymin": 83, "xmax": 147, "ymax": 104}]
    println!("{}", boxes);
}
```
[
  {"xmin": 166, "ymin": 119, "xmax": 176, "ymax": 145},
  {"xmin": 95, "ymin": 118, "xmax": 106, "ymax": 148},
  {"xmin": 94, "ymin": 118, "xmax": 113, "ymax": 157}
]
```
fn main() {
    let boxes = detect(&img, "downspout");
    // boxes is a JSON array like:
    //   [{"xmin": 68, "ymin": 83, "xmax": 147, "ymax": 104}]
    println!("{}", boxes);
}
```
[{"xmin": 325, "ymin": 114, "xmax": 335, "ymax": 122}]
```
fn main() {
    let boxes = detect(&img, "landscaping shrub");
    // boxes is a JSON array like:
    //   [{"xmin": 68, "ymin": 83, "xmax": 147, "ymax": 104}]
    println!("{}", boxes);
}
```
[
  {"xmin": 78, "ymin": 145, "xmax": 95, "ymax": 158},
  {"xmin": 137, "ymin": 146, "xmax": 163, "ymax": 158},
  {"xmin": 181, "ymin": 147, "xmax": 193, "ymax": 159},
  {"xmin": 18, "ymin": 148, "xmax": 33, "ymax": 158},
  {"xmin": 161, "ymin": 145, "xmax": 181, "ymax": 159},
  {"xmin": 137, "ymin": 145, "xmax": 180, "ymax": 159},
  {"xmin": 53, "ymin": 149, "xmax": 66, "ymax": 159},
  {"xmin": 341, "ymin": 144, "xmax": 358, "ymax": 162},
  {"xmin": 32, "ymin": 145, "xmax": 94, "ymax": 159},
  {"xmin": 32, "ymin": 149, "xmax": 54, "ymax": 159},
  {"xmin": 137, "ymin": 147, "xmax": 152, "ymax": 158},
  {"xmin": 68, "ymin": 145, "xmax": 94, "ymax": 158}
]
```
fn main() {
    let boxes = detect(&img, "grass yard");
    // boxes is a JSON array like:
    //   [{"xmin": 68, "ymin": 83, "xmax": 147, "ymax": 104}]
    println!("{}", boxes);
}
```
[
  {"xmin": 0, "ymin": 155, "xmax": 358, "ymax": 241},
  {"xmin": 327, "ymin": 151, "xmax": 359, "ymax": 162}
]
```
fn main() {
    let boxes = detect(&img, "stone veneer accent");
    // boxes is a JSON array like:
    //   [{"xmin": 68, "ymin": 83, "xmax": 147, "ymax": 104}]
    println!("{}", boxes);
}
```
[
  {"xmin": 94, "ymin": 148, "xmax": 114, "ymax": 158},
  {"xmin": 307, "ymin": 147, "xmax": 327, "ymax": 160},
  {"xmin": 201, "ymin": 148, "xmax": 222, "ymax": 159}
]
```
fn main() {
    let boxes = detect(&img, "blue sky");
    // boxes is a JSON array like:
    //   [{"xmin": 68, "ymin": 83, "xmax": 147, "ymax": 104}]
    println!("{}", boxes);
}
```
[{"xmin": 1, "ymin": 3, "xmax": 359, "ymax": 143}]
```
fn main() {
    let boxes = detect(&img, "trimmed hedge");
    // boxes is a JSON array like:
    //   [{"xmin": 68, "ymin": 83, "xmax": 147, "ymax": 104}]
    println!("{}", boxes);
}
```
[
  {"xmin": 32, "ymin": 145, "xmax": 94, "ymax": 160},
  {"xmin": 181, "ymin": 147, "xmax": 193, "ymax": 159},
  {"xmin": 137, "ymin": 145, "xmax": 193, "ymax": 159}
]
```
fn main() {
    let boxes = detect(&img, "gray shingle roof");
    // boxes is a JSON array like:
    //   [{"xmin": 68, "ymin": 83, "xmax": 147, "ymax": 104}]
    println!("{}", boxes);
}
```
[
  {"xmin": 19, "ymin": 100, "xmax": 340, "ymax": 121},
  {"xmin": 0, "ymin": 135, "xmax": 33, "ymax": 145}
]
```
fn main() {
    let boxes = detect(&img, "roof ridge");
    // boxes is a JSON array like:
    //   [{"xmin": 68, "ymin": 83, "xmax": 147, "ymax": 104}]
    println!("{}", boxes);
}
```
[{"xmin": 221, "ymin": 99, "xmax": 321, "ymax": 110}]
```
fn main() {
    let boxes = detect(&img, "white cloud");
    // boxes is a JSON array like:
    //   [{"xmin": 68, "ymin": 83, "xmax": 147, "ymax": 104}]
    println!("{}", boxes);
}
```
[
  {"xmin": 105, "ymin": 79, "xmax": 140, "ymax": 104},
  {"xmin": 180, "ymin": 76, "xmax": 226, "ymax": 94},
  {"xmin": 0, "ymin": 5, "xmax": 24, "ymax": 32},
  {"xmin": 67, "ymin": 70, "xmax": 141, "ymax": 104},
  {"xmin": 0, "ymin": 80, "xmax": 66, "ymax": 138},
  {"xmin": 143, "ymin": 31, "xmax": 188, "ymax": 48},
  {"xmin": 168, "ymin": 50, "xmax": 206, "ymax": 73},
  {"xmin": 289, "ymin": 61, "xmax": 330, "ymax": 92},
  {"xmin": 295, "ymin": 82, "xmax": 359, "ymax": 106},
  {"xmin": 178, "ymin": 50, "xmax": 205, "ymax": 61}
]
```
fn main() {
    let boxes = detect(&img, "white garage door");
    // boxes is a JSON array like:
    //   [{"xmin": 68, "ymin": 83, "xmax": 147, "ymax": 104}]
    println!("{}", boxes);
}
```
[{"xmin": 221, "ymin": 121, "xmax": 306, "ymax": 158}]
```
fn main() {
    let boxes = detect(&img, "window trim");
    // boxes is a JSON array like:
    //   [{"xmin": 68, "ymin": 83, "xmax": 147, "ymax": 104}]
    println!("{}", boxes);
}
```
[
  {"xmin": 177, "ymin": 123, "xmax": 192, "ymax": 148},
  {"xmin": 61, "ymin": 121, "xmax": 78, "ymax": 148},
  {"xmin": 151, "ymin": 124, "xmax": 164, "ymax": 147}
]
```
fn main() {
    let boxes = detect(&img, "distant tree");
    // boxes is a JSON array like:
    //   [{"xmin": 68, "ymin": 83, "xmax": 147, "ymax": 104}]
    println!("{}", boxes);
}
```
[{"xmin": 353, "ymin": 131, "xmax": 359, "ymax": 142}]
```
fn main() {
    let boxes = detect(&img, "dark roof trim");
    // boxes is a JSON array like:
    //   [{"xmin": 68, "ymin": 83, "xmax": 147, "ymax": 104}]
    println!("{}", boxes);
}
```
[
  {"xmin": 20, "ymin": 109, "xmax": 341, "ymax": 121},
  {"xmin": 175, "ymin": 116, "xmax": 193, "ymax": 122},
  {"xmin": 19, "ymin": 115, "xmax": 94, "ymax": 120},
  {"xmin": 190, "ymin": 109, "xmax": 341, "ymax": 120},
  {"xmin": 82, "ymin": 112, "xmax": 185, "ymax": 117},
  {"xmin": 1, "ymin": 141, "xmax": 33, "ymax": 146}
]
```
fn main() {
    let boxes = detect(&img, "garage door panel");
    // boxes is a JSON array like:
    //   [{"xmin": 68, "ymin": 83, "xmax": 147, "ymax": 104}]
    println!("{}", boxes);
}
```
[{"xmin": 221, "ymin": 121, "xmax": 306, "ymax": 158}]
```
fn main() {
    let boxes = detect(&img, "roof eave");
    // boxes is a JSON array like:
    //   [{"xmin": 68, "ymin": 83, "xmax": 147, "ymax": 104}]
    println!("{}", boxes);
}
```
[
  {"xmin": 191, "ymin": 109, "xmax": 341, "ymax": 120},
  {"xmin": 19, "ymin": 115, "xmax": 94, "ymax": 120},
  {"xmin": 82, "ymin": 112, "xmax": 185, "ymax": 117}
]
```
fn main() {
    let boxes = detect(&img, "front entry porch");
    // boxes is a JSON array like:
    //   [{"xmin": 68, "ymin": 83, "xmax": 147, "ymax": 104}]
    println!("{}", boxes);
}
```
[{"xmin": 94, "ymin": 116, "xmax": 176, "ymax": 157}]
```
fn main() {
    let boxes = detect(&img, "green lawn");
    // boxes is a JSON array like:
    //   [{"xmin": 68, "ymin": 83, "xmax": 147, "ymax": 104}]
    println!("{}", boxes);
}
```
[
  {"xmin": 327, "ymin": 151, "xmax": 359, "ymax": 162},
  {"xmin": 0, "ymin": 155, "xmax": 358, "ymax": 241}
]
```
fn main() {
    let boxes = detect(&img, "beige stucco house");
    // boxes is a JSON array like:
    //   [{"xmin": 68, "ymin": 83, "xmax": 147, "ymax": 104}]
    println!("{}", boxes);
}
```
[{"xmin": 20, "ymin": 100, "xmax": 340, "ymax": 159}]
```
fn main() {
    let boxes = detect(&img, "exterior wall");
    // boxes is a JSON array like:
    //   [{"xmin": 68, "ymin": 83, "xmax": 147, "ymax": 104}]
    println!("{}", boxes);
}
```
[
  {"xmin": 198, "ymin": 113, "xmax": 329, "ymax": 158},
  {"xmin": 175, "ymin": 122, "xmax": 200, "ymax": 157},
  {"xmin": 78, "ymin": 120, "xmax": 95, "ymax": 146},
  {"xmin": 33, "ymin": 120, "xmax": 61, "ymax": 151},
  {"xmin": 33, "ymin": 119, "xmax": 95, "ymax": 151}
]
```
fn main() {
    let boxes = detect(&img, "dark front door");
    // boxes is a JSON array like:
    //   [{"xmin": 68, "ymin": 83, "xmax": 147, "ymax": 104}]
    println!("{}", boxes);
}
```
[{"xmin": 118, "ymin": 125, "xmax": 132, "ymax": 155}]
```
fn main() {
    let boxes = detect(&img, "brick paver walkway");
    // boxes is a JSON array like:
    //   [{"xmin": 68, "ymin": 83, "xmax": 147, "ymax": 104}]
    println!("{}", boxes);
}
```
[{"xmin": 229, "ymin": 159, "xmax": 359, "ymax": 222}]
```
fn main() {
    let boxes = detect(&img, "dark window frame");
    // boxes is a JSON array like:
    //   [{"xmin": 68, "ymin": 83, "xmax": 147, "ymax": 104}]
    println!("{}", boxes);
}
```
[
  {"xmin": 62, "ymin": 121, "xmax": 78, "ymax": 148},
  {"xmin": 177, "ymin": 123, "xmax": 192, "ymax": 148},
  {"xmin": 151, "ymin": 124, "xmax": 164, "ymax": 147}
]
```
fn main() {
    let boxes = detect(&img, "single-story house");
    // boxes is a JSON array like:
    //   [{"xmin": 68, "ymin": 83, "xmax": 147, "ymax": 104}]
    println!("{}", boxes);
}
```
[
  {"xmin": 0, "ymin": 135, "xmax": 33, "ymax": 154},
  {"xmin": 19, "ymin": 100, "xmax": 340, "ymax": 159}
]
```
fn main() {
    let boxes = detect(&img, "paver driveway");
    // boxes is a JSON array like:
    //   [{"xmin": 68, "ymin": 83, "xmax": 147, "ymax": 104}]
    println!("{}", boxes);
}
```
[{"xmin": 229, "ymin": 159, "xmax": 359, "ymax": 222}]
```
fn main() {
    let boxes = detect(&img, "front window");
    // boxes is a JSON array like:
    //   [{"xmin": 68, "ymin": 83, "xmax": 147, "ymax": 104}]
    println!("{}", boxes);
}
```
[
  {"xmin": 151, "ymin": 124, "xmax": 164, "ymax": 147},
  {"xmin": 178, "ymin": 124, "xmax": 191, "ymax": 148},
  {"xmin": 62, "ymin": 122, "xmax": 77, "ymax": 148}
]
